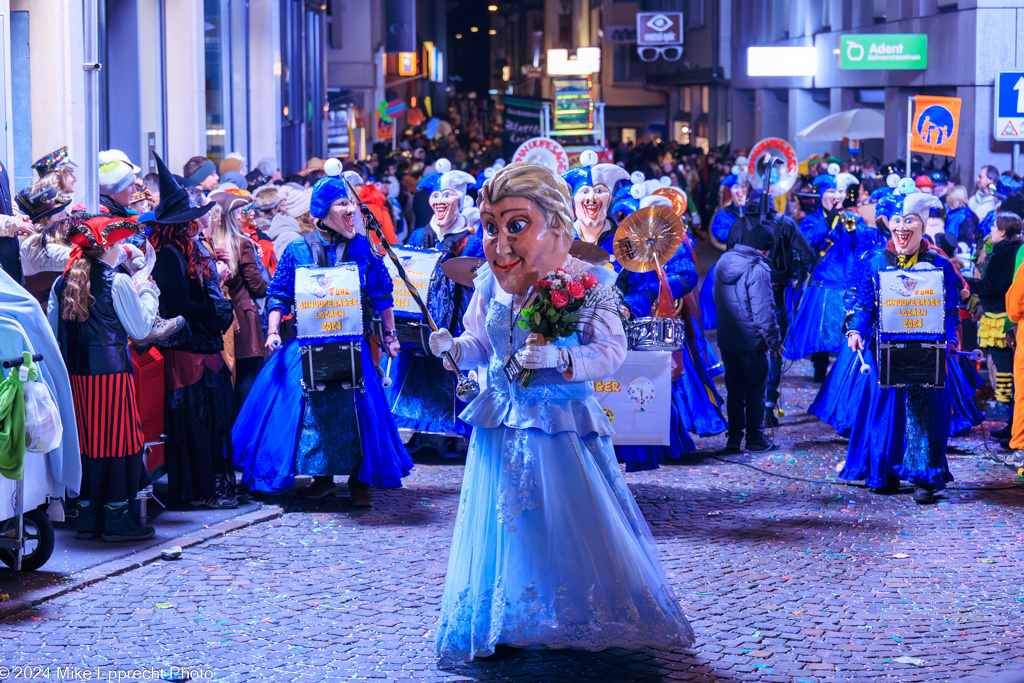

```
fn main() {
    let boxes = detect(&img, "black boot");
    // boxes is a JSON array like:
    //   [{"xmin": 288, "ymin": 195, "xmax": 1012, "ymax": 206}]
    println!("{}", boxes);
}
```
[
  {"xmin": 101, "ymin": 502, "xmax": 156, "ymax": 542},
  {"xmin": 912, "ymin": 485, "xmax": 937, "ymax": 504},
  {"xmin": 869, "ymin": 474, "xmax": 901, "ymax": 494},
  {"xmin": 715, "ymin": 433, "xmax": 744, "ymax": 456},
  {"xmin": 812, "ymin": 352, "xmax": 829, "ymax": 383},
  {"xmin": 348, "ymin": 474, "xmax": 372, "ymax": 508},
  {"xmin": 75, "ymin": 499, "xmax": 102, "ymax": 540}
]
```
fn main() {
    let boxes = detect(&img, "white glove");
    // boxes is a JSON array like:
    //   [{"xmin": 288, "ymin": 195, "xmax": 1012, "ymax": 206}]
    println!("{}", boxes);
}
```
[
  {"xmin": 123, "ymin": 244, "xmax": 146, "ymax": 273},
  {"xmin": 428, "ymin": 329, "xmax": 454, "ymax": 358},
  {"xmin": 514, "ymin": 344, "xmax": 562, "ymax": 370}
]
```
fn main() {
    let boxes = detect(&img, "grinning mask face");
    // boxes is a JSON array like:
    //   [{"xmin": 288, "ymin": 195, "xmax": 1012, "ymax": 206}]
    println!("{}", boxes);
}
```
[
  {"xmin": 323, "ymin": 197, "xmax": 358, "ymax": 239},
  {"xmin": 480, "ymin": 195, "xmax": 569, "ymax": 295},
  {"xmin": 891, "ymin": 213, "xmax": 924, "ymax": 256},
  {"xmin": 430, "ymin": 189, "xmax": 461, "ymax": 233},
  {"xmin": 573, "ymin": 183, "xmax": 611, "ymax": 232}
]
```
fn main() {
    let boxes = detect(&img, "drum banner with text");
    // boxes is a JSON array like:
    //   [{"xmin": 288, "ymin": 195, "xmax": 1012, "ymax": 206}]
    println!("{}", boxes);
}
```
[
  {"xmin": 877, "ymin": 265, "xmax": 945, "ymax": 340},
  {"xmin": 592, "ymin": 351, "xmax": 672, "ymax": 446},
  {"xmin": 383, "ymin": 246, "xmax": 443, "ymax": 319},
  {"xmin": 295, "ymin": 265, "xmax": 364, "ymax": 343}
]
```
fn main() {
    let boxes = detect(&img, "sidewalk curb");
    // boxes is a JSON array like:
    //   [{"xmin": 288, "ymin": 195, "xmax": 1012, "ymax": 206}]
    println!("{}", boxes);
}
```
[{"xmin": 0, "ymin": 505, "xmax": 283, "ymax": 620}]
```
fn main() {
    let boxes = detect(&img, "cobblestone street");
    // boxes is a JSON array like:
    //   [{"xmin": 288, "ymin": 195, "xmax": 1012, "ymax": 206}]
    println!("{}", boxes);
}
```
[{"xmin": 3, "ymin": 367, "xmax": 1024, "ymax": 683}]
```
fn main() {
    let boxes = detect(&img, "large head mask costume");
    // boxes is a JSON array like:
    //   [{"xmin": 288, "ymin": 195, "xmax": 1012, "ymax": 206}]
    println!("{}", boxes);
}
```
[
  {"xmin": 478, "ymin": 162, "xmax": 574, "ymax": 295},
  {"xmin": 417, "ymin": 158, "xmax": 476, "ymax": 237},
  {"xmin": 561, "ymin": 151, "xmax": 629, "ymax": 236}
]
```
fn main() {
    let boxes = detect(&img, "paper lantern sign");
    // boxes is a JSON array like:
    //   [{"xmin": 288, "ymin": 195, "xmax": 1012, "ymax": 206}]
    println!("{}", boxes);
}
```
[{"xmin": 591, "ymin": 350, "xmax": 671, "ymax": 445}]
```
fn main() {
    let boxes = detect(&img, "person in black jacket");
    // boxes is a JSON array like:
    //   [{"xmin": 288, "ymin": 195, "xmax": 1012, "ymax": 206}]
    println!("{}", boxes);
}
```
[
  {"xmin": 714, "ymin": 222, "xmax": 782, "ymax": 455},
  {"xmin": 147, "ymin": 154, "xmax": 237, "ymax": 509},
  {"xmin": 968, "ymin": 212, "xmax": 1023, "ymax": 418},
  {"xmin": 727, "ymin": 188, "xmax": 816, "ymax": 423}
]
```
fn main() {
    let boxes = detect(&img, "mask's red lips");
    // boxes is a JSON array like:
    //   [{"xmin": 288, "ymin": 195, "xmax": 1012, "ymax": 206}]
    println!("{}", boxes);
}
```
[{"xmin": 493, "ymin": 257, "xmax": 522, "ymax": 273}]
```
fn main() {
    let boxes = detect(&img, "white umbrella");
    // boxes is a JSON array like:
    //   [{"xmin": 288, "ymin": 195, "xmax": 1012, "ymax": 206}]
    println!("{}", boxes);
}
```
[{"xmin": 796, "ymin": 108, "xmax": 885, "ymax": 141}]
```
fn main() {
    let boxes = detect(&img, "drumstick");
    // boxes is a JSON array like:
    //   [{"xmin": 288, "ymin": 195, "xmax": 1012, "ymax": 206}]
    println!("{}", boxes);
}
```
[
  {"xmin": 373, "ymin": 360, "xmax": 391, "ymax": 387},
  {"xmin": 339, "ymin": 176, "xmax": 480, "ymax": 402},
  {"xmin": 382, "ymin": 356, "xmax": 393, "ymax": 388},
  {"xmin": 953, "ymin": 349, "xmax": 985, "ymax": 361},
  {"xmin": 855, "ymin": 348, "xmax": 871, "ymax": 375}
]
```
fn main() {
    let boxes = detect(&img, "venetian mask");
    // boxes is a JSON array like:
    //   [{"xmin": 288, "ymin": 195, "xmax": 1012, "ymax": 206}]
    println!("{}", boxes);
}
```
[
  {"xmin": 573, "ymin": 184, "xmax": 611, "ymax": 228},
  {"xmin": 480, "ymin": 195, "xmax": 569, "ymax": 295},
  {"xmin": 430, "ymin": 189, "xmax": 461, "ymax": 232}
]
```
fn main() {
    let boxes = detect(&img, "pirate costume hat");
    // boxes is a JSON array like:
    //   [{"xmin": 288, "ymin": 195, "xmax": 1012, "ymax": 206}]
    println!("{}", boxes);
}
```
[
  {"xmin": 16, "ymin": 186, "xmax": 71, "ymax": 223},
  {"xmin": 145, "ymin": 152, "xmax": 214, "ymax": 225}
]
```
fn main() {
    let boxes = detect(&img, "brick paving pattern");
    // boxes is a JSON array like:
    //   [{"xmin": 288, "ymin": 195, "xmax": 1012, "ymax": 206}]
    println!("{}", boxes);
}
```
[{"xmin": 2, "ymin": 366, "xmax": 1024, "ymax": 682}]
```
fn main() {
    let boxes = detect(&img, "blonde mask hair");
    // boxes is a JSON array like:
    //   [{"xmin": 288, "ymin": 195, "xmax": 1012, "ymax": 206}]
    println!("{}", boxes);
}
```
[{"xmin": 478, "ymin": 162, "xmax": 574, "ymax": 247}]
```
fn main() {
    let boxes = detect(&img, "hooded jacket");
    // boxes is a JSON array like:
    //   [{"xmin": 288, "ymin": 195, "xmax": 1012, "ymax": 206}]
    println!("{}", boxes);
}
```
[
  {"xmin": 713, "ymin": 244, "xmax": 781, "ymax": 352},
  {"xmin": 266, "ymin": 213, "xmax": 303, "ymax": 260},
  {"xmin": 358, "ymin": 184, "xmax": 397, "ymax": 246}
]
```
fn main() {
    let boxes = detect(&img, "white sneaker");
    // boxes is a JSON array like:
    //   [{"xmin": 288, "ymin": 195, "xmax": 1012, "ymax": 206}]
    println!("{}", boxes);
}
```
[{"xmin": 136, "ymin": 315, "xmax": 184, "ymax": 345}]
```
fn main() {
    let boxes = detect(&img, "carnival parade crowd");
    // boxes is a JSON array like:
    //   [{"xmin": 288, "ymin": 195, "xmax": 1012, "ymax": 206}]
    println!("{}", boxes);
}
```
[{"xmin": 3, "ymin": 110, "xmax": 1024, "ymax": 659}]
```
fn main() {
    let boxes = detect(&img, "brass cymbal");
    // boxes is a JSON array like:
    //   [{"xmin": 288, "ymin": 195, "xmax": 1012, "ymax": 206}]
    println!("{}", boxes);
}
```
[
  {"xmin": 440, "ymin": 256, "xmax": 485, "ymax": 288},
  {"xmin": 652, "ymin": 187, "xmax": 688, "ymax": 217},
  {"xmin": 613, "ymin": 205, "xmax": 684, "ymax": 273},
  {"xmin": 569, "ymin": 240, "xmax": 610, "ymax": 265}
]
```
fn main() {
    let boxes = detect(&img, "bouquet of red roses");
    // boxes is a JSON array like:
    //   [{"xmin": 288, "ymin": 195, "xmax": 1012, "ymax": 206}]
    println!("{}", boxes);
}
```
[{"xmin": 514, "ymin": 267, "xmax": 602, "ymax": 387}]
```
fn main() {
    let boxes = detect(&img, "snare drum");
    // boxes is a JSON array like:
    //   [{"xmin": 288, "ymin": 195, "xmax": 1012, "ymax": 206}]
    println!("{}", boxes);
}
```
[
  {"xmin": 877, "ymin": 340, "xmax": 946, "ymax": 389},
  {"xmin": 300, "ymin": 342, "xmax": 364, "ymax": 392},
  {"xmin": 395, "ymin": 320, "xmax": 432, "ymax": 354},
  {"xmin": 628, "ymin": 317, "xmax": 686, "ymax": 351}
]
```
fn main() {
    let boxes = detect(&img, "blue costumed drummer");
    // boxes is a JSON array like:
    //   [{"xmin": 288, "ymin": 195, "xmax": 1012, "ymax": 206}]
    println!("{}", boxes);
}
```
[
  {"xmin": 787, "ymin": 168, "xmax": 881, "ymax": 381},
  {"xmin": 233, "ymin": 169, "xmax": 411, "ymax": 506},
  {"xmin": 385, "ymin": 158, "xmax": 484, "ymax": 449},
  {"xmin": 841, "ymin": 192, "xmax": 959, "ymax": 504}
]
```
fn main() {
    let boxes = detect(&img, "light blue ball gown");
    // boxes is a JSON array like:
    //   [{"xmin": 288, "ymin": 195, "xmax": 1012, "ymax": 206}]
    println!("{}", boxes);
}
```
[{"xmin": 433, "ymin": 257, "xmax": 694, "ymax": 661}]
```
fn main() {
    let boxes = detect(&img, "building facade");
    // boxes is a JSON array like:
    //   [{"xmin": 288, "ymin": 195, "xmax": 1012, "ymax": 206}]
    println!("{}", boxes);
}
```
[
  {"xmin": 491, "ymin": 0, "xmax": 1022, "ymax": 181},
  {"xmin": 0, "ymin": 0, "xmax": 326, "ymax": 200}
]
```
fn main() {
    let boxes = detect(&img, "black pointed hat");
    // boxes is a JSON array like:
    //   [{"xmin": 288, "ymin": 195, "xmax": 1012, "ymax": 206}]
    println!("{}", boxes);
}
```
[{"xmin": 145, "ymin": 152, "xmax": 214, "ymax": 225}]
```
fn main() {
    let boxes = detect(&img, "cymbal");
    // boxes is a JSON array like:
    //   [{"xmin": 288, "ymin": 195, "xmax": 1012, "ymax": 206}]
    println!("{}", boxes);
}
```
[
  {"xmin": 652, "ymin": 187, "xmax": 688, "ymax": 217},
  {"xmin": 569, "ymin": 240, "xmax": 610, "ymax": 265},
  {"xmin": 613, "ymin": 205, "xmax": 683, "ymax": 273},
  {"xmin": 441, "ymin": 256, "xmax": 485, "ymax": 288}
]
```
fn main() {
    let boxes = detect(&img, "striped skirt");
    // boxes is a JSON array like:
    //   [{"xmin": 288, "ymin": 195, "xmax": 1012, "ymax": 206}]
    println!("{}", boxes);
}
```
[{"xmin": 69, "ymin": 373, "xmax": 145, "ymax": 459}]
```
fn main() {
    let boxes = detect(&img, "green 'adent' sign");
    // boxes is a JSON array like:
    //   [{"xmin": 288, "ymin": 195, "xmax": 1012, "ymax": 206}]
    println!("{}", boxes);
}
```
[{"xmin": 839, "ymin": 34, "xmax": 927, "ymax": 70}]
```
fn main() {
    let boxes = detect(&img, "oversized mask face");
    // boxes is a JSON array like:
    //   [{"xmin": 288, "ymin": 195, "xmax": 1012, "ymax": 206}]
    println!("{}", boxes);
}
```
[
  {"xmin": 430, "ymin": 189, "xmax": 461, "ymax": 231},
  {"xmin": 573, "ymin": 184, "xmax": 611, "ymax": 225},
  {"xmin": 891, "ymin": 213, "xmax": 924, "ymax": 256},
  {"xmin": 323, "ymin": 197, "xmax": 358, "ymax": 239},
  {"xmin": 480, "ymin": 195, "xmax": 569, "ymax": 295}
]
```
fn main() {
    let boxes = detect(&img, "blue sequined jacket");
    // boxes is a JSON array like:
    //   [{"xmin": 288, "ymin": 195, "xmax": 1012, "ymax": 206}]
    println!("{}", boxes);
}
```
[
  {"xmin": 266, "ymin": 231, "xmax": 394, "ymax": 318},
  {"xmin": 710, "ymin": 205, "xmax": 741, "ymax": 243},
  {"xmin": 801, "ymin": 208, "xmax": 880, "ymax": 289},
  {"xmin": 849, "ymin": 243, "xmax": 960, "ymax": 345}
]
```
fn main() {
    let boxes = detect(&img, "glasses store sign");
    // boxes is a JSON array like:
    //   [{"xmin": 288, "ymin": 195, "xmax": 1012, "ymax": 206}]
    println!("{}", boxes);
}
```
[
  {"xmin": 840, "ymin": 34, "xmax": 927, "ymax": 70},
  {"xmin": 636, "ymin": 12, "xmax": 683, "ymax": 62}
]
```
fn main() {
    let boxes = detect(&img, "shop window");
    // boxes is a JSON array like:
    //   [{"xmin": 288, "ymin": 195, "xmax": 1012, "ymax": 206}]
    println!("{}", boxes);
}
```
[{"xmin": 204, "ymin": 0, "xmax": 228, "ymax": 162}]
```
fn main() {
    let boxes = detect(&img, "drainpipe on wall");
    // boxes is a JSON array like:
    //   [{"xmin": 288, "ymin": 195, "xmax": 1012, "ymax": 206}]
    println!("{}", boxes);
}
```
[{"xmin": 83, "ymin": 0, "xmax": 100, "ymax": 213}]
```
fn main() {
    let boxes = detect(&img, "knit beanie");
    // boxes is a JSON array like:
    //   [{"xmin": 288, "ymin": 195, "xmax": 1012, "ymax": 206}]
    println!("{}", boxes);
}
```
[
  {"xmin": 279, "ymin": 187, "xmax": 311, "ymax": 218},
  {"xmin": 98, "ymin": 157, "xmax": 136, "ymax": 196},
  {"xmin": 218, "ymin": 171, "xmax": 247, "ymax": 190},
  {"xmin": 220, "ymin": 154, "xmax": 245, "ymax": 175},
  {"xmin": 742, "ymin": 221, "xmax": 776, "ymax": 252}
]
